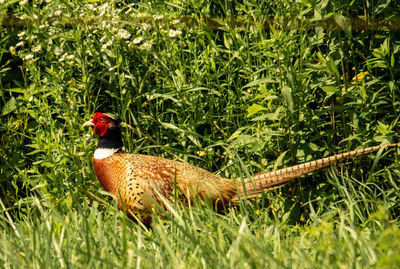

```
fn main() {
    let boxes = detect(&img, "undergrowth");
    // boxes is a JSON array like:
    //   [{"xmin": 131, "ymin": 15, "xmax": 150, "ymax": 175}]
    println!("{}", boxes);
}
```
[{"xmin": 1, "ymin": 0, "xmax": 400, "ymax": 268}]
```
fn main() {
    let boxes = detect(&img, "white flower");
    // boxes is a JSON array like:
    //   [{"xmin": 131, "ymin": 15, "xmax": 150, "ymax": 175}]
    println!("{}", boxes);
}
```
[
  {"xmin": 20, "ymin": 0, "xmax": 28, "ymax": 5},
  {"xmin": 28, "ymin": 96, "xmax": 33, "ymax": 102},
  {"xmin": 168, "ymin": 29, "xmax": 182, "ymax": 38},
  {"xmin": 108, "ymin": 66, "xmax": 117, "ymax": 71},
  {"xmin": 32, "ymin": 45, "xmax": 42, "ymax": 52},
  {"xmin": 101, "ymin": 40, "xmax": 112, "ymax": 51},
  {"xmin": 137, "ymin": 13, "xmax": 146, "ymax": 18},
  {"xmin": 117, "ymin": 29, "xmax": 131, "ymax": 39},
  {"xmin": 54, "ymin": 47, "xmax": 63, "ymax": 56},
  {"xmin": 59, "ymin": 53, "xmax": 67, "ymax": 62},
  {"xmin": 133, "ymin": 36, "xmax": 143, "ymax": 44},
  {"xmin": 39, "ymin": 21, "xmax": 49, "ymax": 29},
  {"xmin": 141, "ymin": 23, "xmax": 150, "ymax": 30},
  {"xmin": 54, "ymin": 10, "xmax": 62, "ymax": 16},
  {"xmin": 33, "ymin": 14, "xmax": 38, "ymax": 19},
  {"xmin": 16, "ymin": 41, "xmax": 24, "ymax": 48},
  {"xmin": 18, "ymin": 31, "xmax": 25, "ymax": 38},
  {"xmin": 100, "ymin": 36, "xmax": 107, "ymax": 43},
  {"xmin": 66, "ymin": 54, "xmax": 75, "ymax": 60},
  {"xmin": 101, "ymin": 21, "xmax": 110, "ymax": 29},
  {"xmin": 99, "ymin": 3, "xmax": 109, "ymax": 10},
  {"xmin": 140, "ymin": 41, "xmax": 152, "ymax": 49},
  {"xmin": 49, "ymin": 28, "xmax": 57, "ymax": 35},
  {"xmin": 171, "ymin": 19, "xmax": 180, "ymax": 25},
  {"xmin": 153, "ymin": 14, "xmax": 164, "ymax": 20},
  {"xmin": 99, "ymin": 3, "xmax": 109, "ymax": 16},
  {"xmin": 24, "ymin": 54, "xmax": 34, "ymax": 60},
  {"xmin": 19, "ymin": 14, "xmax": 27, "ymax": 20}
]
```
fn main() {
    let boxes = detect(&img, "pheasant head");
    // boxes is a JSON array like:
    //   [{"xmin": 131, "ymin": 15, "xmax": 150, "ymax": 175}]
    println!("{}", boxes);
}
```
[{"xmin": 83, "ymin": 112, "xmax": 123, "ymax": 159}]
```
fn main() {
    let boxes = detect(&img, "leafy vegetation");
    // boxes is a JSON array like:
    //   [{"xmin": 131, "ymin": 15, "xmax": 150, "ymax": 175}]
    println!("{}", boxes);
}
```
[{"xmin": 1, "ymin": 0, "xmax": 399, "ymax": 267}]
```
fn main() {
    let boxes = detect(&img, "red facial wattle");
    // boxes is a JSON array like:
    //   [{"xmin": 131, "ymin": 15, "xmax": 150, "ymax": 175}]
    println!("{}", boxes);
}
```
[
  {"xmin": 94, "ymin": 123, "xmax": 109, "ymax": 136},
  {"xmin": 92, "ymin": 112, "xmax": 112, "ymax": 136}
]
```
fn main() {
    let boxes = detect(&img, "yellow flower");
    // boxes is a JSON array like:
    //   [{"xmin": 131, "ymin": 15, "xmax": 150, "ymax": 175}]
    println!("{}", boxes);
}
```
[
  {"xmin": 197, "ymin": 151, "xmax": 206, "ymax": 157},
  {"xmin": 9, "ymin": 46, "xmax": 16, "ymax": 56},
  {"xmin": 352, "ymin": 71, "xmax": 368, "ymax": 82}
]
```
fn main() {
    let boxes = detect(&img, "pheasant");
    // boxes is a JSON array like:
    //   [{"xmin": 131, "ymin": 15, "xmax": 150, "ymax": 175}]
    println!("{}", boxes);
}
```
[{"xmin": 83, "ymin": 112, "xmax": 397, "ymax": 224}]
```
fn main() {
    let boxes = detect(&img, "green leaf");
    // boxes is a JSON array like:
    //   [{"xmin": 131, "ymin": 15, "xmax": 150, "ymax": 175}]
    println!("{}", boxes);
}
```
[
  {"xmin": 40, "ymin": 162, "xmax": 54, "ymax": 168},
  {"xmin": 334, "ymin": 14, "xmax": 352, "ymax": 37},
  {"xmin": 316, "ymin": 51, "xmax": 326, "ymax": 65},
  {"xmin": 273, "ymin": 150, "xmax": 288, "ymax": 170},
  {"xmin": 305, "ymin": 63, "xmax": 326, "ymax": 71},
  {"xmin": 321, "ymin": 86, "xmax": 339, "ymax": 93},
  {"xmin": 160, "ymin": 122, "xmax": 179, "ymax": 130},
  {"xmin": 1, "ymin": 97, "xmax": 17, "ymax": 116},
  {"xmin": 377, "ymin": 121, "xmax": 390, "ymax": 134},
  {"xmin": 3, "ymin": 88, "xmax": 25, "ymax": 93},
  {"xmin": 243, "ymin": 78, "xmax": 277, "ymax": 88},
  {"xmin": 327, "ymin": 55, "xmax": 340, "ymax": 81},
  {"xmin": 281, "ymin": 86, "xmax": 293, "ymax": 113},
  {"xmin": 247, "ymin": 104, "xmax": 267, "ymax": 117}
]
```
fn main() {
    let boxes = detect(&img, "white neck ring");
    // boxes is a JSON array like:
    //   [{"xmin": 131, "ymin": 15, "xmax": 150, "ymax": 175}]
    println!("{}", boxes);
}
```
[{"xmin": 94, "ymin": 148, "xmax": 120, "ymax": 159}]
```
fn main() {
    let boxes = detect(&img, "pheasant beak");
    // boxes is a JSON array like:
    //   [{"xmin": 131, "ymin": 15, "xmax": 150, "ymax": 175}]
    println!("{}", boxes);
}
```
[{"xmin": 82, "ymin": 120, "xmax": 95, "ymax": 127}]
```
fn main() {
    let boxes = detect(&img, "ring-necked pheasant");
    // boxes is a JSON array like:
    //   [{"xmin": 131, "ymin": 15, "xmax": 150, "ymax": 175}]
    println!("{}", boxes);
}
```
[{"xmin": 83, "ymin": 112, "xmax": 398, "ymax": 224}]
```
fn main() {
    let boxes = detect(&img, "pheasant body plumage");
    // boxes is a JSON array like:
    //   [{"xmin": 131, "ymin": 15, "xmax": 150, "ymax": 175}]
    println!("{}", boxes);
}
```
[
  {"xmin": 93, "ymin": 152, "xmax": 236, "ymax": 222},
  {"xmin": 84, "ymin": 112, "xmax": 397, "ymax": 225}
]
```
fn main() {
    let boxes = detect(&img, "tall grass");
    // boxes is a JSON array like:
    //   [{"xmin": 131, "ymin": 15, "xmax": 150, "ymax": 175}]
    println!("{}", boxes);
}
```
[{"xmin": 1, "ymin": 0, "xmax": 400, "ymax": 267}]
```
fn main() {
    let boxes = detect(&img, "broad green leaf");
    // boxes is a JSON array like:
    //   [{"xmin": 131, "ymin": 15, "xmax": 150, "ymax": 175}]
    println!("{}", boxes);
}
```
[
  {"xmin": 321, "ymin": 86, "xmax": 339, "ymax": 93},
  {"xmin": 273, "ymin": 150, "xmax": 288, "ymax": 170},
  {"xmin": 247, "ymin": 104, "xmax": 267, "ymax": 117},
  {"xmin": 334, "ymin": 14, "xmax": 352, "ymax": 37},
  {"xmin": 377, "ymin": 122, "xmax": 390, "ymax": 134},
  {"xmin": 2, "ymin": 97, "xmax": 17, "ymax": 116},
  {"xmin": 281, "ymin": 86, "xmax": 293, "ymax": 113},
  {"xmin": 40, "ymin": 162, "xmax": 54, "ymax": 168}
]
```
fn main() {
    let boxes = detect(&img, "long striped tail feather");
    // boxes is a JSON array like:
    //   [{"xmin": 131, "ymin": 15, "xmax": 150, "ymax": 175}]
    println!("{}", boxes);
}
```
[{"xmin": 232, "ymin": 143, "xmax": 398, "ymax": 201}]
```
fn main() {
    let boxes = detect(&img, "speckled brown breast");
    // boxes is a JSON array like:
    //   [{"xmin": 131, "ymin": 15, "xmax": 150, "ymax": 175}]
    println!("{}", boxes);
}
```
[{"xmin": 93, "ymin": 153, "xmax": 237, "ymax": 224}]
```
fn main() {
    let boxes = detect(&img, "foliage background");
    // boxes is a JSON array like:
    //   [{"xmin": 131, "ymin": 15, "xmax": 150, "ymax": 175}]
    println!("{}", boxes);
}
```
[{"xmin": 1, "ymin": 0, "xmax": 400, "ymax": 267}]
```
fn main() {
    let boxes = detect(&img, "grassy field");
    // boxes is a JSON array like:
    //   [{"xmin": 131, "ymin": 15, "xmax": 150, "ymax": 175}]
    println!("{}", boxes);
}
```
[{"xmin": 1, "ymin": 0, "xmax": 400, "ymax": 267}]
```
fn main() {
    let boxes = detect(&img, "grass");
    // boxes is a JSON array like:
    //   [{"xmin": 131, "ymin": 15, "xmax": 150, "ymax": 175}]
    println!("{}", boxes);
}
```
[{"xmin": 1, "ymin": 0, "xmax": 400, "ymax": 268}]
